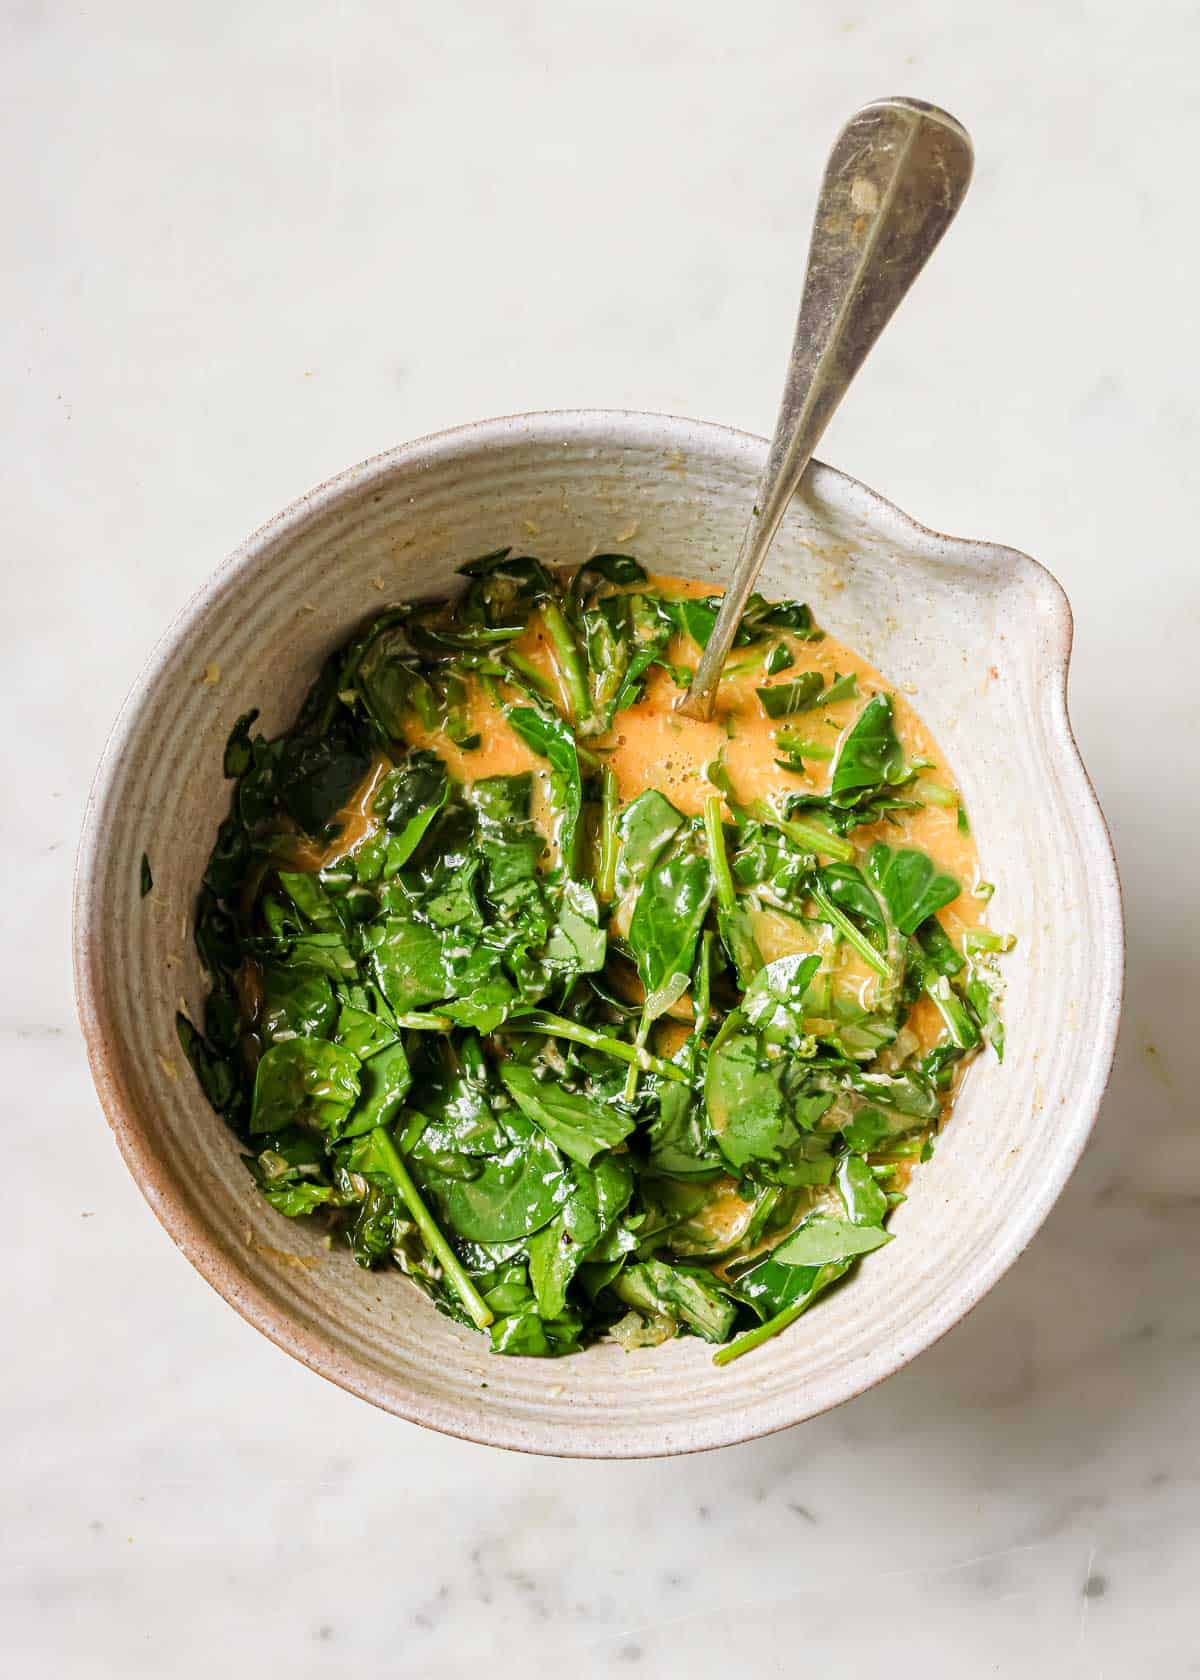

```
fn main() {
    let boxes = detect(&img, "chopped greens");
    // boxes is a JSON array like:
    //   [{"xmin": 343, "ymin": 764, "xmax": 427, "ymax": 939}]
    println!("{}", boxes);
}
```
[{"xmin": 180, "ymin": 554, "xmax": 1008, "ymax": 1364}]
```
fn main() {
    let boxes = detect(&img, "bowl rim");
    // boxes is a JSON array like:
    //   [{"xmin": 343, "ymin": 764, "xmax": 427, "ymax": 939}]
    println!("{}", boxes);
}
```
[{"xmin": 73, "ymin": 407, "xmax": 1125, "ymax": 1457}]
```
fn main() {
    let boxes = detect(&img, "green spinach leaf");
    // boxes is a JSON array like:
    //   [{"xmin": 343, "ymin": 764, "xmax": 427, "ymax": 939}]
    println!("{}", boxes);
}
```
[
  {"xmin": 756, "ymin": 671, "xmax": 825, "ymax": 718},
  {"xmin": 506, "ymin": 705, "xmax": 583, "ymax": 873},
  {"xmin": 615, "ymin": 789, "xmax": 683, "ymax": 901},
  {"xmin": 772, "ymin": 1215, "xmax": 892, "ymax": 1265},
  {"xmin": 628, "ymin": 840, "xmax": 712, "ymax": 1016},
  {"xmin": 365, "ymin": 919, "xmax": 452, "ymax": 1012},
  {"xmin": 249, "ymin": 1037, "xmax": 361, "ymax": 1137},
  {"xmin": 615, "ymin": 1259, "xmax": 737, "ymax": 1343},
  {"xmin": 500, "ymin": 1064, "xmax": 635, "ymax": 1166},
  {"xmin": 259, "ymin": 964, "xmax": 338, "ymax": 1042},
  {"xmin": 414, "ymin": 1125, "xmax": 570, "ymax": 1243},
  {"xmin": 706, "ymin": 1020, "xmax": 796, "ymax": 1170},
  {"xmin": 866, "ymin": 843, "xmax": 960, "ymax": 935},
  {"xmin": 830, "ymin": 694, "xmax": 907, "ymax": 806}
]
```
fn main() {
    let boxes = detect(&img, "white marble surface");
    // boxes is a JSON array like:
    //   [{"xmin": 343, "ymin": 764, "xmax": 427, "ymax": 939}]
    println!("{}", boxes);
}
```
[{"xmin": 5, "ymin": 1, "xmax": 1198, "ymax": 1672}]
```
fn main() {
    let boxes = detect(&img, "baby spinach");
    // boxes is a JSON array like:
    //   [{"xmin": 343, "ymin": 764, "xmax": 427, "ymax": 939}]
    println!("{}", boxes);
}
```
[
  {"xmin": 223, "ymin": 710, "xmax": 260, "ymax": 778},
  {"xmin": 847, "ymin": 1067, "xmax": 941, "ymax": 1120},
  {"xmin": 527, "ymin": 1152, "xmax": 635, "ymax": 1318},
  {"xmin": 500, "ymin": 1064, "xmax": 635, "ymax": 1166},
  {"xmin": 182, "ymin": 550, "xmax": 1007, "ymax": 1365},
  {"xmin": 706, "ymin": 1020, "xmax": 797, "ymax": 1170},
  {"xmin": 646, "ymin": 1083, "xmax": 722, "ymax": 1180},
  {"xmin": 615, "ymin": 1260, "xmax": 736, "ymax": 1343},
  {"xmin": 836, "ymin": 1153, "xmax": 889, "ymax": 1226},
  {"xmin": 866, "ymin": 843, "xmax": 960, "ymax": 935},
  {"xmin": 413, "ymin": 1126, "xmax": 571, "ymax": 1244},
  {"xmin": 730, "ymin": 1252, "xmax": 830, "ymax": 1320},
  {"xmin": 615, "ymin": 789, "xmax": 683, "ymax": 901},
  {"xmin": 715, "ymin": 1259, "xmax": 849, "ymax": 1363},
  {"xmin": 527, "ymin": 1221, "xmax": 577, "ymax": 1319},
  {"xmin": 506, "ymin": 705, "xmax": 583, "ymax": 873},
  {"xmin": 772, "ymin": 1215, "xmax": 892, "ymax": 1265},
  {"xmin": 176, "ymin": 1012, "xmax": 238, "ymax": 1114},
  {"xmin": 249, "ymin": 1038, "xmax": 361, "ymax": 1137},
  {"xmin": 335, "ymin": 998, "xmax": 398, "ymax": 1059},
  {"xmin": 344, "ymin": 1041, "xmax": 411, "ymax": 1137},
  {"xmin": 259, "ymin": 965, "xmax": 338, "ymax": 1042},
  {"xmin": 670, "ymin": 592, "xmax": 822, "ymax": 650},
  {"xmin": 830, "ymin": 693, "xmax": 908, "ymax": 806},
  {"xmin": 666, "ymin": 595, "xmax": 724, "ymax": 651},
  {"xmin": 741, "ymin": 953, "xmax": 821, "ymax": 1042},
  {"xmin": 364, "ymin": 919, "xmax": 452, "ymax": 1013},
  {"xmin": 915, "ymin": 916, "xmax": 965, "ymax": 978},
  {"xmin": 354, "ymin": 618, "xmax": 428, "ymax": 738},
  {"xmin": 756, "ymin": 671, "xmax": 825, "ymax": 718},
  {"xmin": 373, "ymin": 754, "xmax": 449, "ymax": 865},
  {"xmin": 573, "ymin": 552, "xmax": 647, "ymax": 593},
  {"xmin": 704, "ymin": 797, "xmax": 762, "ymax": 988},
  {"xmin": 627, "ymin": 839, "xmax": 713, "ymax": 1017},
  {"xmin": 821, "ymin": 671, "xmax": 859, "ymax": 706},
  {"xmin": 544, "ymin": 881, "xmax": 606, "ymax": 975},
  {"xmin": 276, "ymin": 737, "xmax": 373, "ymax": 835},
  {"xmin": 747, "ymin": 597, "xmax": 823, "ymax": 639}
]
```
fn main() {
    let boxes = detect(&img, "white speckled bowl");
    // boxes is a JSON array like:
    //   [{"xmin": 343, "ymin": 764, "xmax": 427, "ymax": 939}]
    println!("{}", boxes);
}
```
[{"xmin": 73, "ymin": 411, "xmax": 1123, "ymax": 1457}]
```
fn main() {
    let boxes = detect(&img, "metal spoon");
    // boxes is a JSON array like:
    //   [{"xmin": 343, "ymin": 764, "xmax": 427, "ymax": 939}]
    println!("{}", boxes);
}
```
[{"xmin": 677, "ymin": 97, "xmax": 973, "ymax": 720}]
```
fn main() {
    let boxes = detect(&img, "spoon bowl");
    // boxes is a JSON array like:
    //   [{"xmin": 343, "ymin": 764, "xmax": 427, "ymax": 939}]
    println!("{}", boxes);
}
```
[{"xmin": 681, "ymin": 97, "xmax": 973, "ymax": 717}]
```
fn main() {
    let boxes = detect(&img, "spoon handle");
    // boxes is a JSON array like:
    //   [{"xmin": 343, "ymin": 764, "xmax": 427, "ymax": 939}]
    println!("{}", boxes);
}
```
[{"xmin": 677, "ymin": 97, "xmax": 973, "ymax": 720}]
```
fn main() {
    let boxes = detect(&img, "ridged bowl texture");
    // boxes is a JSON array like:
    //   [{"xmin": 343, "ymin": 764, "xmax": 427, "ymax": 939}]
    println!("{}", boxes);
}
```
[{"xmin": 74, "ymin": 411, "xmax": 1123, "ymax": 1456}]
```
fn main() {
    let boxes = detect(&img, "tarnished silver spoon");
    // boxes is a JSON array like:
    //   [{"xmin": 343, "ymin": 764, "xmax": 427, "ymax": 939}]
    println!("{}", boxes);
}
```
[{"xmin": 677, "ymin": 97, "xmax": 973, "ymax": 721}]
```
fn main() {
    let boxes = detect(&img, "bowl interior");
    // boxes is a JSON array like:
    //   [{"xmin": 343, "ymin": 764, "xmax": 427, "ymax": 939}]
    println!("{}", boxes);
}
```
[{"xmin": 75, "ymin": 411, "xmax": 1122, "ymax": 1455}]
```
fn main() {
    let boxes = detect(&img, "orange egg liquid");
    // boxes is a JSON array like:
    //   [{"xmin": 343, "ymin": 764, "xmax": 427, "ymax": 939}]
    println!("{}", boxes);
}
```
[{"xmin": 402, "ymin": 574, "xmax": 989, "ymax": 1063}]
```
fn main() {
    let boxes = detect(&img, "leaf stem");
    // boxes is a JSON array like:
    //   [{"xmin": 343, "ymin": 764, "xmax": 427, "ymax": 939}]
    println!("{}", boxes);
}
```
[
  {"xmin": 703, "ymin": 795, "xmax": 737, "ymax": 916},
  {"xmin": 915, "ymin": 780, "xmax": 957, "ymax": 807},
  {"xmin": 776, "ymin": 736, "xmax": 834, "ymax": 763},
  {"xmin": 397, "ymin": 1109, "xmax": 432, "ymax": 1153},
  {"xmin": 498, "ymin": 1011, "xmax": 689, "ymax": 1083},
  {"xmin": 963, "ymin": 928, "xmax": 1015, "ymax": 955},
  {"xmin": 597, "ymin": 765, "xmax": 619, "ymax": 901},
  {"xmin": 369, "ymin": 1127, "xmax": 493, "ymax": 1330},
  {"xmin": 504, "ymin": 650, "xmax": 560, "ymax": 707},
  {"xmin": 767, "ymin": 811, "xmax": 855, "ymax": 864},
  {"xmin": 712, "ymin": 1262, "xmax": 844, "ymax": 1365},
  {"xmin": 693, "ymin": 929, "xmax": 712, "ymax": 1035},
  {"xmin": 925, "ymin": 976, "xmax": 979, "ymax": 1050},
  {"xmin": 541, "ymin": 600, "xmax": 591, "ymax": 726},
  {"xmin": 808, "ymin": 881, "xmax": 891, "ymax": 979},
  {"xmin": 623, "ymin": 1009, "xmax": 650, "ymax": 1102}
]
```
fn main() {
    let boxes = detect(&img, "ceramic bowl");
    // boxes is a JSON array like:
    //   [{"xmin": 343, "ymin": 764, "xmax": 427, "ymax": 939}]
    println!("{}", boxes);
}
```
[{"xmin": 73, "ymin": 410, "xmax": 1123, "ymax": 1457}]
